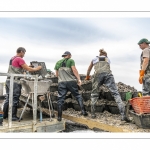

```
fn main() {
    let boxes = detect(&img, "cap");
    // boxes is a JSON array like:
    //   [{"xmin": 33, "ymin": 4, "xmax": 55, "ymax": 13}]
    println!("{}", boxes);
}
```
[
  {"xmin": 138, "ymin": 38, "xmax": 150, "ymax": 44},
  {"xmin": 62, "ymin": 51, "xmax": 71, "ymax": 57}
]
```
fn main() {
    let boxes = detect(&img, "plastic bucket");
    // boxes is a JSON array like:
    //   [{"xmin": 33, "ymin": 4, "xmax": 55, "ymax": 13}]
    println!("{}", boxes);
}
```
[{"xmin": 125, "ymin": 92, "xmax": 132, "ymax": 101}]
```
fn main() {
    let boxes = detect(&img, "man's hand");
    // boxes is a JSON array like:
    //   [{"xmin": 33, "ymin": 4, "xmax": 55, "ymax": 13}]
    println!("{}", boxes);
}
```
[
  {"xmin": 85, "ymin": 75, "xmax": 91, "ymax": 80},
  {"xmin": 139, "ymin": 70, "xmax": 145, "ymax": 84},
  {"xmin": 34, "ymin": 66, "xmax": 42, "ymax": 71},
  {"xmin": 77, "ymin": 79, "xmax": 82, "ymax": 86}
]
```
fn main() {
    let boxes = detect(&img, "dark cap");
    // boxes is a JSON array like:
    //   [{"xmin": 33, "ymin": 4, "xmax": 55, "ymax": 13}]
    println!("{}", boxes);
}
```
[
  {"xmin": 62, "ymin": 51, "xmax": 71, "ymax": 57},
  {"xmin": 138, "ymin": 38, "xmax": 150, "ymax": 44}
]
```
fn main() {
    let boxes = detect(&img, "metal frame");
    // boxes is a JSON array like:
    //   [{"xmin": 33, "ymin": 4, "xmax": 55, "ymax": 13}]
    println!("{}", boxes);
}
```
[{"xmin": 0, "ymin": 73, "xmax": 38, "ymax": 129}]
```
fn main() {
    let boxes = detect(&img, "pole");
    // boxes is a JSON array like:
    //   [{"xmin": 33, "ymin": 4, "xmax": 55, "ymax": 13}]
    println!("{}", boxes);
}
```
[
  {"xmin": 8, "ymin": 74, "xmax": 14, "ymax": 128},
  {"xmin": 32, "ymin": 75, "xmax": 38, "ymax": 132}
]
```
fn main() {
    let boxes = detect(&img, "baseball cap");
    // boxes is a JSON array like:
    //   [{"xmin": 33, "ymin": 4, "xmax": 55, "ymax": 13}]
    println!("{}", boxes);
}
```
[
  {"xmin": 62, "ymin": 51, "xmax": 71, "ymax": 57},
  {"xmin": 138, "ymin": 38, "xmax": 150, "ymax": 44}
]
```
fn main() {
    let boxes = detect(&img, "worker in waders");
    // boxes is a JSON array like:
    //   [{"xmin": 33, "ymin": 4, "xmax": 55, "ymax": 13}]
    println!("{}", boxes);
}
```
[
  {"xmin": 85, "ymin": 49, "xmax": 129, "ymax": 121},
  {"xmin": 54, "ymin": 51, "xmax": 88, "ymax": 121},
  {"xmin": 138, "ymin": 38, "xmax": 150, "ymax": 96},
  {"xmin": 3, "ymin": 47, "xmax": 42, "ymax": 121}
]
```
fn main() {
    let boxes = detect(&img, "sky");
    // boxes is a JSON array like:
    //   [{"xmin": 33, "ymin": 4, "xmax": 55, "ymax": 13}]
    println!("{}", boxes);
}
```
[{"xmin": 0, "ymin": 17, "xmax": 149, "ymax": 91}]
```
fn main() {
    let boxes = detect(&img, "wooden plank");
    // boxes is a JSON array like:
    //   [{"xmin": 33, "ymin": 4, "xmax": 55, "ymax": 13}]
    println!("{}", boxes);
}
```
[
  {"xmin": 61, "ymin": 113, "xmax": 131, "ymax": 132},
  {"xmin": 41, "ymin": 108, "xmax": 131, "ymax": 132}
]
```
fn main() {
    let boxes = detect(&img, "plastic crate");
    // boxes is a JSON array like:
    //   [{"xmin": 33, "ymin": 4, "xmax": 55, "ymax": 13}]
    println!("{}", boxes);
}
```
[
  {"xmin": 95, "ymin": 105, "xmax": 105, "ymax": 112},
  {"xmin": 81, "ymin": 81, "xmax": 92, "ymax": 91},
  {"xmin": 84, "ymin": 104, "xmax": 105, "ymax": 113},
  {"xmin": 41, "ymin": 100, "xmax": 49, "ymax": 109},
  {"xmin": 30, "ymin": 61, "xmax": 47, "ymax": 78},
  {"xmin": 129, "ymin": 97, "xmax": 150, "ymax": 114},
  {"xmin": 129, "ymin": 110, "xmax": 150, "ymax": 129},
  {"xmin": 85, "ymin": 105, "xmax": 91, "ymax": 112},
  {"xmin": 49, "ymin": 84, "xmax": 58, "ymax": 92},
  {"xmin": 104, "ymin": 92, "xmax": 115, "ymax": 101},
  {"xmin": 67, "ymin": 101, "xmax": 73, "ymax": 108},
  {"xmin": 107, "ymin": 105, "xmax": 120, "ymax": 114},
  {"xmin": 72, "ymin": 103, "xmax": 81, "ymax": 111},
  {"xmin": 49, "ymin": 77, "xmax": 58, "ymax": 83},
  {"xmin": 82, "ymin": 91, "xmax": 91, "ymax": 102},
  {"xmin": 50, "ymin": 92, "xmax": 58, "ymax": 101}
]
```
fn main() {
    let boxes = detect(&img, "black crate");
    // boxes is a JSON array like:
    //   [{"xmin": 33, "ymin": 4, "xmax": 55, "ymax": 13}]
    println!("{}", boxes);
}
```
[
  {"xmin": 82, "ymin": 91, "xmax": 91, "ymax": 102},
  {"xmin": 50, "ymin": 93, "xmax": 58, "ymax": 101},
  {"xmin": 84, "ymin": 104, "xmax": 105, "ymax": 113},
  {"xmin": 85, "ymin": 105, "xmax": 91, "ymax": 112},
  {"xmin": 99, "ymin": 92, "xmax": 104, "ymax": 99},
  {"xmin": 95, "ymin": 105, "xmax": 105, "ymax": 112},
  {"xmin": 67, "ymin": 101, "xmax": 73, "ymax": 109},
  {"xmin": 107, "ymin": 105, "xmax": 120, "ymax": 114},
  {"xmin": 129, "ymin": 110, "xmax": 150, "ymax": 129},
  {"xmin": 81, "ymin": 82, "xmax": 92, "ymax": 91},
  {"xmin": 104, "ymin": 104, "xmax": 110, "ymax": 112},
  {"xmin": 41, "ymin": 100, "xmax": 49, "ymax": 108},
  {"xmin": 104, "ymin": 92, "xmax": 115, "ymax": 101},
  {"xmin": 119, "ymin": 92, "xmax": 126, "ymax": 101},
  {"xmin": 62, "ymin": 102, "xmax": 68, "ymax": 110},
  {"xmin": 30, "ymin": 61, "xmax": 47, "ymax": 78},
  {"xmin": 132, "ymin": 92, "xmax": 138, "ymax": 98},
  {"xmin": 72, "ymin": 103, "xmax": 81, "ymax": 111},
  {"xmin": 49, "ymin": 77, "xmax": 58, "ymax": 83},
  {"xmin": 50, "ymin": 84, "xmax": 58, "ymax": 92}
]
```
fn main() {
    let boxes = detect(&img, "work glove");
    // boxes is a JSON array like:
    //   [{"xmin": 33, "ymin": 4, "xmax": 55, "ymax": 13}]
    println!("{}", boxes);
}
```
[
  {"xmin": 139, "ymin": 70, "xmax": 145, "ymax": 84},
  {"xmin": 85, "ymin": 75, "xmax": 91, "ymax": 80}
]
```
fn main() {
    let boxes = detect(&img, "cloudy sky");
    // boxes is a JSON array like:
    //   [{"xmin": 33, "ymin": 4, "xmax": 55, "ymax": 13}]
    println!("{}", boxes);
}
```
[{"xmin": 0, "ymin": 17, "xmax": 149, "ymax": 91}]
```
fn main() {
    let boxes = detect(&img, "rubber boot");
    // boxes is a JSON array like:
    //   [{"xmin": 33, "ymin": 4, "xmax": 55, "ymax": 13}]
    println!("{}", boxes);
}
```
[
  {"xmin": 118, "ymin": 103, "xmax": 130, "ymax": 122},
  {"xmin": 12, "ymin": 106, "xmax": 19, "ymax": 121},
  {"xmin": 91, "ymin": 105, "xmax": 96, "ymax": 118},
  {"xmin": 57, "ymin": 105, "xmax": 62, "ymax": 121},
  {"xmin": 3, "ymin": 103, "xmax": 8, "ymax": 119},
  {"xmin": 78, "ymin": 100, "xmax": 88, "ymax": 116},
  {"xmin": 91, "ymin": 97, "xmax": 98, "ymax": 118}
]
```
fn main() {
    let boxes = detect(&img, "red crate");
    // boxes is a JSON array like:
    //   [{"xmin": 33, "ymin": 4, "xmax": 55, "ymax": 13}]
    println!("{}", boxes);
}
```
[{"xmin": 129, "ymin": 97, "xmax": 150, "ymax": 114}]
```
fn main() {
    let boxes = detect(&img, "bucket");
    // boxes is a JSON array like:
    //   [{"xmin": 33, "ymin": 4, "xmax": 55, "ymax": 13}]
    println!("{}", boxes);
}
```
[{"xmin": 125, "ymin": 92, "xmax": 132, "ymax": 101}]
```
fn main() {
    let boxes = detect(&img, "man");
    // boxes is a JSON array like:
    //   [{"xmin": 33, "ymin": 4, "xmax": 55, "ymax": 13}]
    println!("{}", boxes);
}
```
[
  {"xmin": 85, "ymin": 49, "xmax": 128, "ymax": 121},
  {"xmin": 3, "ymin": 47, "xmax": 42, "ymax": 121},
  {"xmin": 54, "ymin": 51, "xmax": 88, "ymax": 121},
  {"xmin": 138, "ymin": 38, "xmax": 150, "ymax": 96}
]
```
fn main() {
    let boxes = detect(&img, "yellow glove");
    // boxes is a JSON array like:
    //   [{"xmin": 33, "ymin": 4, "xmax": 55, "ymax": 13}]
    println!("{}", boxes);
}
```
[
  {"xmin": 85, "ymin": 75, "xmax": 91, "ymax": 80},
  {"xmin": 139, "ymin": 70, "xmax": 145, "ymax": 84}
]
